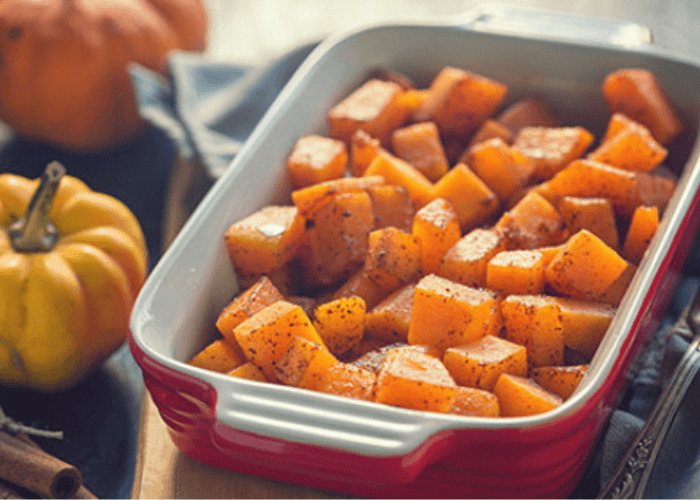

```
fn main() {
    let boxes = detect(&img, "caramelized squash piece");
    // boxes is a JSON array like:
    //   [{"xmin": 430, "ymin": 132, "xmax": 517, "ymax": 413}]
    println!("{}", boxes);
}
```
[
  {"xmin": 412, "ymin": 197, "xmax": 461, "ymax": 275},
  {"xmin": 495, "ymin": 190, "xmax": 566, "ymax": 250},
  {"xmin": 557, "ymin": 196, "xmax": 619, "ymax": 249},
  {"xmin": 216, "ymin": 276, "xmax": 284, "ymax": 343},
  {"xmin": 316, "ymin": 363, "xmax": 377, "ymax": 401},
  {"xmin": 408, "ymin": 274, "xmax": 497, "ymax": 354},
  {"xmin": 545, "ymin": 230, "xmax": 629, "ymax": 302},
  {"xmin": 291, "ymin": 175, "xmax": 385, "ymax": 218},
  {"xmin": 286, "ymin": 134, "xmax": 348, "ymax": 189},
  {"xmin": 332, "ymin": 264, "xmax": 388, "ymax": 310},
  {"xmin": 366, "ymin": 184, "xmax": 414, "ymax": 232},
  {"xmin": 364, "ymin": 284, "xmax": 415, "ymax": 343},
  {"xmin": 622, "ymin": 205, "xmax": 659, "ymax": 264},
  {"xmin": 328, "ymin": 79, "xmax": 411, "ymax": 145},
  {"xmin": 493, "ymin": 373, "xmax": 563, "ymax": 417},
  {"xmin": 365, "ymin": 227, "xmax": 422, "ymax": 292},
  {"xmin": 512, "ymin": 126, "xmax": 595, "ymax": 181},
  {"xmin": 275, "ymin": 336, "xmax": 339, "ymax": 389},
  {"xmin": 531, "ymin": 364, "xmax": 588, "ymax": 400},
  {"xmin": 224, "ymin": 205, "xmax": 305, "ymax": 275},
  {"xmin": 485, "ymin": 249, "xmax": 548, "ymax": 295},
  {"xmin": 428, "ymin": 163, "xmax": 500, "ymax": 232},
  {"xmin": 464, "ymin": 137, "xmax": 535, "ymax": 201},
  {"xmin": 602, "ymin": 68, "xmax": 683, "ymax": 145},
  {"xmin": 414, "ymin": 66, "xmax": 508, "ymax": 139},
  {"xmin": 375, "ymin": 346, "xmax": 458, "ymax": 412},
  {"xmin": 391, "ymin": 121, "xmax": 449, "ymax": 182},
  {"xmin": 227, "ymin": 362, "xmax": 268, "ymax": 382},
  {"xmin": 233, "ymin": 262, "xmax": 300, "ymax": 297},
  {"xmin": 588, "ymin": 115, "xmax": 667, "ymax": 172},
  {"xmin": 462, "ymin": 119, "xmax": 514, "ymax": 155},
  {"xmin": 438, "ymin": 228, "xmax": 508, "ymax": 288},
  {"xmin": 188, "ymin": 339, "xmax": 245, "ymax": 373},
  {"xmin": 443, "ymin": 335, "xmax": 527, "ymax": 391},
  {"xmin": 599, "ymin": 262, "xmax": 638, "ymax": 306},
  {"xmin": 501, "ymin": 294, "xmax": 565, "ymax": 368},
  {"xmin": 233, "ymin": 300, "xmax": 326, "ymax": 380},
  {"xmin": 364, "ymin": 151, "xmax": 433, "ymax": 206},
  {"xmin": 551, "ymin": 297, "xmax": 615, "ymax": 357},
  {"xmin": 350, "ymin": 129, "xmax": 383, "ymax": 176},
  {"xmin": 312, "ymin": 296, "xmax": 366, "ymax": 358},
  {"xmin": 445, "ymin": 386, "xmax": 501, "ymax": 417},
  {"xmin": 496, "ymin": 96, "xmax": 561, "ymax": 134}
]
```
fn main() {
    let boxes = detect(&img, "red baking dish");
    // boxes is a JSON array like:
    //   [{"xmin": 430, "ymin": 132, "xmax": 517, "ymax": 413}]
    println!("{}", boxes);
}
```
[{"xmin": 129, "ymin": 5, "xmax": 700, "ymax": 498}]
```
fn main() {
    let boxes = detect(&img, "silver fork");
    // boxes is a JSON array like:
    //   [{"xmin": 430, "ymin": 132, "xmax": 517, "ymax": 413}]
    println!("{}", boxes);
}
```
[{"xmin": 598, "ymin": 286, "xmax": 700, "ymax": 499}]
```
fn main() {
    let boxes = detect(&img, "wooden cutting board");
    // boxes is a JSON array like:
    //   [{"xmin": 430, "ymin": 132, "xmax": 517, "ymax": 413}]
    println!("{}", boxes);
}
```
[{"xmin": 130, "ymin": 392, "xmax": 347, "ymax": 499}]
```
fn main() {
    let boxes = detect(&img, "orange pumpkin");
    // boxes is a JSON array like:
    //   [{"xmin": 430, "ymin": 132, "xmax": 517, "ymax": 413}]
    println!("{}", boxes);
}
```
[{"xmin": 0, "ymin": 0, "xmax": 208, "ymax": 151}]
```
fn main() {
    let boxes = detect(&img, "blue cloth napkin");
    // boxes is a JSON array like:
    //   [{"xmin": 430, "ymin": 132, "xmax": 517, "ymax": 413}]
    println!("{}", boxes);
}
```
[{"xmin": 129, "ymin": 44, "xmax": 700, "ymax": 499}]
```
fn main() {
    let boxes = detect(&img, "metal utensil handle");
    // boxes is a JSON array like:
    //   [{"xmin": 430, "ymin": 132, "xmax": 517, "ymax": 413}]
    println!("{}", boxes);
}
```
[{"xmin": 598, "ymin": 307, "xmax": 700, "ymax": 498}]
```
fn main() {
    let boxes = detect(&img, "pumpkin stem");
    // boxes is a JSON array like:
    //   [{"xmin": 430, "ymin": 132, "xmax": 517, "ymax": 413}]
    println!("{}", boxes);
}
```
[{"xmin": 9, "ymin": 162, "xmax": 65, "ymax": 252}]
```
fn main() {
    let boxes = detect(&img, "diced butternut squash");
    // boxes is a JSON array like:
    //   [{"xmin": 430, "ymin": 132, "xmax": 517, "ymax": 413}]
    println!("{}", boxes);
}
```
[
  {"xmin": 234, "ymin": 262, "xmax": 300, "ymax": 297},
  {"xmin": 464, "ymin": 137, "xmax": 535, "ymax": 201},
  {"xmin": 332, "ymin": 265, "xmax": 389, "ymax": 310},
  {"xmin": 297, "ymin": 191, "xmax": 374, "ymax": 288},
  {"xmin": 391, "ymin": 121, "xmax": 449, "ymax": 182},
  {"xmin": 408, "ymin": 274, "xmax": 497, "ymax": 354},
  {"xmin": 598, "ymin": 262, "xmax": 637, "ymax": 306},
  {"xmin": 275, "ymin": 336, "xmax": 339, "ymax": 389},
  {"xmin": 622, "ymin": 205, "xmax": 659, "ymax": 264},
  {"xmin": 216, "ymin": 276, "xmax": 285, "ymax": 343},
  {"xmin": 444, "ymin": 386, "xmax": 501, "ymax": 417},
  {"xmin": 495, "ymin": 190, "xmax": 566, "ymax": 250},
  {"xmin": 375, "ymin": 346, "xmax": 458, "ymax": 412},
  {"xmin": 485, "ymin": 249, "xmax": 548, "ymax": 295},
  {"xmin": 414, "ymin": 66, "xmax": 508, "ymax": 139},
  {"xmin": 551, "ymin": 297, "xmax": 616, "ymax": 357},
  {"xmin": 366, "ymin": 184, "xmax": 414, "ymax": 231},
  {"xmin": 493, "ymin": 373, "xmax": 563, "ymax": 416},
  {"xmin": 412, "ymin": 197, "xmax": 461, "ymax": 275},
  {"xmin": 557, "ymin": 196, "xmax": 619, "ymax": 249},
  {"xmin": 365, "ymin": 227, "xmax": 422, "ymax": 292},
  {"xmin": 602, "ymin": 112, "xmax": 654, "ymax": 143},
  {"xmin": 328, "ymin": 79, "xmax": 411, "ymax": 146},
  {"xmin": 462, "ymin": 119, "xmax": 514, "ymax": 154},
  {"xmin": 364, "ymin": 284, "xmax": 415, "ymax": 342},
  {"xmin": 428, "ymin": 163, "xmax": 500, "ymax": 232},
  {"xmin": 286, "ymin": 134, "xmax": 348, "ymax": 189},
  {"xmin": 364, "ymin": 151, "xmax": 433, "ymax": 206},
  {"xmin": 496, "ymin": 96, "xmax": 561, "ymax": 134},
  {"xmin": 316, "ymin": 363, "xmax": 377, "ymax": 401},
  {"xmin": 443, "ymin": 335, "xmax": 527, "ymax": 391},
  {"xmin": 501, "ymin": 294, "xmax": 565, "ymax": 368},
  {"xmin": 437, "ymin": 228, "xmax": 508, "ymax": 288},
  {"xmin": 187, "ymin": 339, "xmax": 245, "ymax": 373},
  {"xmin": 291, "ymin": 175, "xmax": 385, "ymax": 218},
  {"xmin": 545, "ymin": 230, "xmax": 629, "ymax": 301},
  {"xmin": 588, "ymin": 118, "xmax": 667, "ymax": 172},
  {"xmin": 312, "ymin": 296, "xmax": 366, "ymax": 358},
  {"xmin": 233, "ymin": 300, "xmax": 326, "ymax": 380},
  {"xmin": 602, "ymin": 68, "xmax": 683, "ymax": 145},
  {"xmin": 350, "ymin": 129, "xmax": 383, "ymax": 176},
  {"xmin": 531, "ymin": 365, "xmax": 588, "ymax": 400},
  {"xmin": 227, "ymin": 362, "xmax": 268, "ymax": 382},
  {"xmin": 512, "ymin": 126, "xmax": 594, "ymax": 181},
  {"xmin": 224, "ymin": 205, "xmax": 305, "ymax": 274}
]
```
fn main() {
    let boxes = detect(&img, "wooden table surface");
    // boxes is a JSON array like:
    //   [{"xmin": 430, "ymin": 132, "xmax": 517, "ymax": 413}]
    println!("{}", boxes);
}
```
[{"xmin": 132, "ymin": 1, "xmax": 699, "ymax": 498}]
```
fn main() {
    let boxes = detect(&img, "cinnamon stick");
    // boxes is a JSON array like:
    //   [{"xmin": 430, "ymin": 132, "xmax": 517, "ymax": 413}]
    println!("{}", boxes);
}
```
[{"xmin": 0, "ymin": 430, "xmax": 82, "ymax": 499}]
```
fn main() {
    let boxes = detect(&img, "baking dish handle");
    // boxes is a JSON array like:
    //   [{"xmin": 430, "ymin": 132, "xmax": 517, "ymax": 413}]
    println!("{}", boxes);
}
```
[{"xmin": 460, "ymin": 3, "xmax": 653, "ymax": 49}]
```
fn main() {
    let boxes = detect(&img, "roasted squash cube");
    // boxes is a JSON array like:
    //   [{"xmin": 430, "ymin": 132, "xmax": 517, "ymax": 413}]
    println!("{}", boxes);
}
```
[
  {"xmin": 224, "ymin": 205, "xmax": 305, "ymax": 275},
  {"xmin": 316, "ymin": 363, "xmax": 377, "ymax": 401},
  {"xmin": 364, "ymin": 284, "xmax": 415, "ymax": 343},
  {"xmin": 587, "ymin": 116, "xmax": 667, "ymax": 172},
  {"xmin": 408, "ymin": 274, "xmax": 497, "ymax": 354},
  {"xmin": 412, "ymin": 197, "xmax": 461, "ymax": 275},
  {"xmin": 350, "ymin": 129, "xmax": 383, "ymax": 176},
  {"xmin": 328, "ymin": 79, "xmax": 411, "ymax": 145},
  {"xmin": 557, "ymin": 196, "xmax": 619, "ymax": 249},
  {"xmin": 485, "ymin": 249, "xmax": 548, "ymax": 295},
  {"xmin": 443, "ymin": 335, "xmax": 527, "ymax": 391},
  {"xmin": 312, "ymin": 296, "xmax": 366, "ymax": 358},
  {"xmin": 367, "ymin": 184, "xmax": 414, "ymax": 232},
  {"xmin": 495, "ymin": 190, "xmax": 566, "ymax": 250},
  {"xmin": 286, "ymin": 134, "xmax": 348, "ymax": 189},
  {"xmin": 428, "ymin": 163, "xmax": 499, "ymax": 232},
  {"xmin": 622, "ymin": 205, "xmax": 659, "ymax": 264},
  {"xmin": 437, "ymin": 228, "xmax": 508, "ymax": 288},
  {"xmin": 391, "ymin": 121, "xmax": 449, "ymax": 182},
  {"xmin": 364, "ymin": 151, "xmax": 433, "ymax": 206},
  {"xmin": 462, "ymin": 119, "xmax": 514, "ymax": 156},
  {"xmin": 227, "ymin": 362, "xmax": 268, "ymax": 382},
  {"xmin": 493, "ymin": 373, "xmax": 563, "ymax": 416},
  {"xmin": 233, "ymin": 300, "xmax": 326, "ymax": 380},
  {"xmin": 444, "ymin": 386, "xmax": 501, "ymax": 417},
  {"xmin": 275, "ymin": 336, "xmax": 339, "ymax": 389},
  {"xmin": 188, "ymin": 339, "xmax": 245, "ymax": 373},
  {"xmin": 512, "ymin": 126, "xmax": 594, "ymax": 181},
  {"xmin": 531, "ymin": 364, "xmax": 588, "ymax": 400},
  {"xmin": 365, "ymin": 227, "xmax": 422, "ymax": 292},
  {"xmin": 464, "ymin": 138, "xmax": 535, "ymax": 201},
  {"xmin": 495, "ymin": 96, "xmax": 561, "ymax": 134},
  {"xmin": 551, "ymin": 297, "xmax": 615, "ymax": 357},
  {"xmin": 375, "ymin": 346, "xmax": 458, "ymax": 412},
  {"xmin": 545, "ymin": 230, "xmax": 629, "ymax": 301},
  {"xmin": 501, "ymin": 294, "xmax": 565, "ymax": 368},
  {"xmin": 291, "ymin": 175, "xmax": 385, "ymax": 218},
  {"xmin": 602, "ymin": 68, "xmax": 683, "ymax": 145},
  {"xmin": 332, "ymin": 264, "xmax": 389, "ymax": 310}
]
